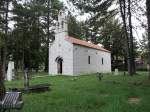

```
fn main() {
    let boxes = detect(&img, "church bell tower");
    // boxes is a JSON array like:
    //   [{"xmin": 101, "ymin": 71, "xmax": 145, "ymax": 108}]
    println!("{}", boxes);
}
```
[{"xmin": 55, "ymin": 10, "xmax": 68, "ymax": 38}]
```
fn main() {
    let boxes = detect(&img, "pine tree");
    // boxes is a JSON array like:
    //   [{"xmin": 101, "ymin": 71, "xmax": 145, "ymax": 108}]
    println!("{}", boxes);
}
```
[
  {"xmin": 69, "ymin": 0, "xmax": 116, "ymax": 38},
  {"xmin": 10, "ymin": 0, "xmax": 63, "ymax": 72}
]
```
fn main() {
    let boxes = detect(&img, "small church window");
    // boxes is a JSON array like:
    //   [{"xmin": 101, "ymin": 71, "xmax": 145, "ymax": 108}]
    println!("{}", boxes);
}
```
[
  {"xmin": 88, "ymin": 56, "xmax": 91, "ymax": 64},
  {"xmin": 60, "ymin": 11, "xmax": 62, "ymax": 16},
  {"xmin": 58, "ymin": 22, "xmax": 60, "ymax": 27},
  {"xmin": 62, "ymin": 21, "xmax": 64, "ymax": 28},
  {"xmin": 102, "ymin": 58, "xmax": 104, "ymax": 65}
]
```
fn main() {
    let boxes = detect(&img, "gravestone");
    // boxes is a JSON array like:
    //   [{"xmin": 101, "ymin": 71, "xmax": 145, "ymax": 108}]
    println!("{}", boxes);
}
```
[
  {"xmin": 24, "ymin": 68, "xmax": 29, "ymax": 90},
  {"xmin": 114, "ymin": 69, "xmax": 119, "ymax": 75},
  {"xmin": 6, "ymin": 61, "xmax": 15, "ymax": 81},
  {"xmin": 147, "ymin": 64, "xmax": 149, "ymax": 70}
]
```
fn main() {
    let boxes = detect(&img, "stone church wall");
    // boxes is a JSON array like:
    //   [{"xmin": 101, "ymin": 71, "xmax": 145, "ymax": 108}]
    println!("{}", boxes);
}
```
[
  {"xmin": 73, "ymin": 45, "xmax": 111, "ymax": 75},
  {"xmin": 49, "ymin": 34, "xmax": 74, "ymax": 75}
]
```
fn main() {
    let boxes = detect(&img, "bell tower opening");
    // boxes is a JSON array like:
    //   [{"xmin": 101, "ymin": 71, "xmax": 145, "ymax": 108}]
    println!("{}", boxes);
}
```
[{"xmin": 56, "ymin": 10, "xmax": 68, "ymax": 35}]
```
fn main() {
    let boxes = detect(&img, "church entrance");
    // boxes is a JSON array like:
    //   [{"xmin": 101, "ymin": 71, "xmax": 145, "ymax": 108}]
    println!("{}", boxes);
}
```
[{"xmin": 55, "ymin": 57, "xmax": 63, "ymax": 74}]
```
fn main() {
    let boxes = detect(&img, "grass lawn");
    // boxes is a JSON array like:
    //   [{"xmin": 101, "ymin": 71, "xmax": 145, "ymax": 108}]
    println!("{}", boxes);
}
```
[{"xmin": 5, "ymin": 72, "xmax": 150, "ymax": 112}]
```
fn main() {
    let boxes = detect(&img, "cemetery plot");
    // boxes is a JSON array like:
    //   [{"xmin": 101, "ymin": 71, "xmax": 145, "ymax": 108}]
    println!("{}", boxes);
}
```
[
  {"xmin": 5, "ymin": 72, "xmax": 150, "ymax": 112},
  {"xmin": 9, "ymin": 70, "xmax": 51, "ymax": 93}
]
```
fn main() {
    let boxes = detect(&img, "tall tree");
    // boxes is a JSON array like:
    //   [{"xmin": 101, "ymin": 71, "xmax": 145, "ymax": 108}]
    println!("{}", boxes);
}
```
[
  {"xmin": 0, "ymin": 0, "xmax": 6, "ymax": 101},
  {"xmin": 41, "ymin": 0, "xmax": 63, "ymax": 72},
  {"xmin": 11, "ymin": 0, "xmax": 46, "ymax": 71},
  {"xmin": 100, "ymin": 18, "xmax": 128, "ymax": 70},
  {"xmin": 2, "ymin": 0, "xmax": 10, "ymax": 77},
  {"xmin": 11, "ymin": 0, "xmax": 62, "ymax": 73},
  {"xmin": 128, "ymin": 0, "xmax": 136, "ymax": 75},
  {"xmin": 44, "ymin": 0, "xmax": 51, "ymax": 72},
  {"xmin": 68, "ymin": 14, "xmax": 83, "ymax": 39},
  {"xmin": 118, "ymin": 0, "xmax": 137, "ymax": 75},
  {"xmin": 69, "ymin": 0, "xmax": 116, "ymax": 40},
  {"xmin": 146, "ymin": 0, "xmax": 150, "ymax": 79},
  {"xmin": 140, "ymin": 33, "xmax": 148, "ymax": 63},
  {"xmin": 0, "ymin": 43, "xmax": 6, "ymax": 101}
]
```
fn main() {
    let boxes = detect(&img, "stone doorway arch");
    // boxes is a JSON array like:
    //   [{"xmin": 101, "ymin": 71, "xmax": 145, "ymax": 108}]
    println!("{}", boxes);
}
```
[{"xmin": 55, "ymin": 57, "xmax": 63, "ymax": 74}]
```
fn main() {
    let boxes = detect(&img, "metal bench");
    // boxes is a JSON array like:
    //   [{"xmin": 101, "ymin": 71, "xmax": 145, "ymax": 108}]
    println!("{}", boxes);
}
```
[{"xmin": 0, "ymin": 92, "xmax": 24, "ymax": 112}]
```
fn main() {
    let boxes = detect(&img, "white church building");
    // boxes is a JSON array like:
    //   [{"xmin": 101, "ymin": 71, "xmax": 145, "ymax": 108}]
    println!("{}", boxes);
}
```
[{"xmin": 49, "ymin": 10, "xmax": 111, "ymax": 76}]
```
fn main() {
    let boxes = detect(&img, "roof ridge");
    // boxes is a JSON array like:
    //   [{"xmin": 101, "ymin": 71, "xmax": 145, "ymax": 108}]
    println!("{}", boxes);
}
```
[{"xmin": 65, "ymin": 36, "xmax": 110, "ymax": 53}]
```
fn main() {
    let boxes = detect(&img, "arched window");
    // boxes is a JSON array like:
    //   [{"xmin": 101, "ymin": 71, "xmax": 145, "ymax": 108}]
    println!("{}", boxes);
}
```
[
  {"xmin": 102, "ymin": 58, "xmax": 104, "ymax": 65},
  {"xmin": 88, "ymin": 56, "xmax": 91, "ymax": 64}
]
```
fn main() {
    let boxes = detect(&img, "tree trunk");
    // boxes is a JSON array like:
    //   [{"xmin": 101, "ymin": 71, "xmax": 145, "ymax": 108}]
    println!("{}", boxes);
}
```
[
  {"xmin": 128, "ymin": 0, "xmax": 136, "ymax": 75},
  {"xmin": 119, "ymin": 0, "xmax": 132, "ymax": 75},
  {"xmin": 3, "ymin": 0, "xmax": 9, "ymax": 78},
  {"xmin": 44, "ymin": 0, "xmax": 51, "ymax": 72},
  {"xmin": 146, "ymin": 0, "xmax": 150, "ymax": 79},
  {"xmin": 0, "ymin": 48, "xmax": 6, "ymax": 101},
  {"xmin": 0, "ymin": 78, "xmax": 6, "ymax": 101},
  {"xmin": 124, "ymin": 56, "xmax": 127, "ymax": 71}
]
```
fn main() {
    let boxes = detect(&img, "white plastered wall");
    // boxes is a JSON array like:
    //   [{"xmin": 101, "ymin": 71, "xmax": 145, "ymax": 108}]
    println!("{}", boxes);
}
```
[{"xmin": 73, "ymin": 45, "xmax": 111, "ymax": 75}]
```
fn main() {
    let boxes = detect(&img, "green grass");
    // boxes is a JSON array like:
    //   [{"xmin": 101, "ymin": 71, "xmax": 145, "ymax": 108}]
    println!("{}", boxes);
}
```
[{"xmin": 5, "ymin": 72, "xmax": 150, "ymax": 112}]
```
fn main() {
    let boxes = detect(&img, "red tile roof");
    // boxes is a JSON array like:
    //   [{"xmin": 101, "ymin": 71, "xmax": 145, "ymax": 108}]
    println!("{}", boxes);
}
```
[{"xmin": 65, "ymin": 36, "xmax": 110, "ymax": 53}]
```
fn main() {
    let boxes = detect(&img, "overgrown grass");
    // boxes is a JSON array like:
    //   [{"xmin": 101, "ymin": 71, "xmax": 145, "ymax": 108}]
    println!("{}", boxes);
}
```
[{"xmin": 5, "ymin": 72, "xmax": 150, "ymax": 112}]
